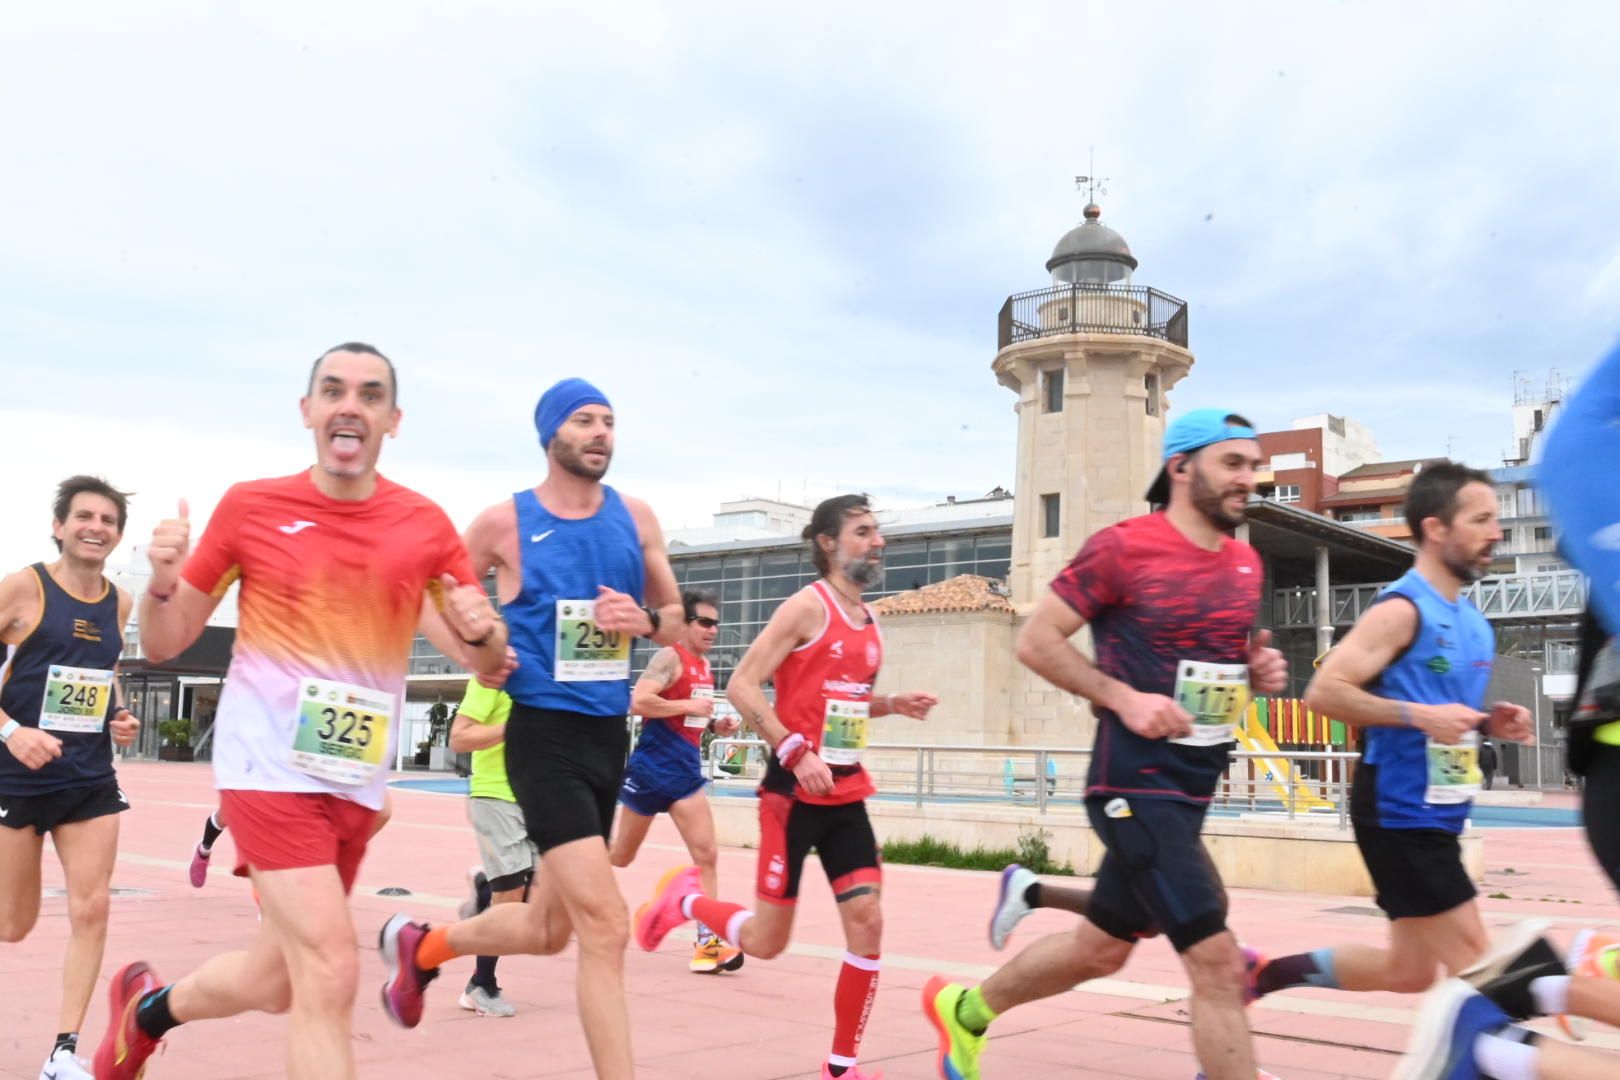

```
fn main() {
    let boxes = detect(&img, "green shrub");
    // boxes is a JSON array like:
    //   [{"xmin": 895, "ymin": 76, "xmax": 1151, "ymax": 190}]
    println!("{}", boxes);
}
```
[{"xmin": 882, "ymin": 829, "xmax": 1074, "ymax": 875}]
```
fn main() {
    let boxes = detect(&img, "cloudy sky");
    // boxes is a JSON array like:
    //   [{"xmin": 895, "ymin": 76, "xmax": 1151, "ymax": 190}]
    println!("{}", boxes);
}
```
[{"xmin": 4, "ymin": 2, "xmax": 1619, "ymax": 569}]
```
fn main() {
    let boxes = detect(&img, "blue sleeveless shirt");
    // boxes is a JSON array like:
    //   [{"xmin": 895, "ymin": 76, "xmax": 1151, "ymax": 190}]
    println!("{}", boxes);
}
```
[
  {"xmin": 1354, "ymin": 568, "xmax": 1495, "ymax": 833},
  {"xmin": 0, "ymin": 564, "xmax": 123, "ymax": 795},
  {"xmin": 502, "ymin": 486, "xmax": 646, "ymax": 716}
]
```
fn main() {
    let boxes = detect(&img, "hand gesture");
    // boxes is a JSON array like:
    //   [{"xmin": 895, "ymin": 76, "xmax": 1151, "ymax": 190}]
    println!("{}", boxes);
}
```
[
  {"xmin": 1485, "ymin": 701, "xmax": 1534, "ymax": 744},
  {"xmin": 4, "ymin": 726, "xmax": 63, "ymax": 770},
  {"xmin": 1414, "ymin": 703, "xmax": 1487, "ymax": 746},
  {"xmin": 1248, "ymin": 629, "xmax": 1289, "ymax": 695},
  {"xmin": 148, "ymin": 498, "xmax": 191, "ymax": 594},
  {"xmin": 1116, "ymin": 690, "xmax": 1195, "ymax": 740},
  {"xmin": 594, "ymin": 586, "xmax": 647, "ymax": 634},
  {"xmin": 686, "ymin": 696, "xmax": 717, "ymax": 720},
  {"xmin": 713, "ymin": 714, "xmax": 741, "ymax": 737},
  {"xmin": 889, "ymin": 691, "xmax": 938, "ymax": 719},
  {"xmin": 109, "ymin": 708, "xmax": 140, "ymax": 747},
  {"xmin": 792, "ymin": 749, "xmax": 835, "ymax": 797},
  {"xmin": 440, "ymin": 574, "xmax": 499, "ymax": 645}
]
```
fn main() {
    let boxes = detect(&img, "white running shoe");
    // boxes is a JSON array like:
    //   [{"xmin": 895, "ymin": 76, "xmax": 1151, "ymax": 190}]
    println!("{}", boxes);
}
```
[
  {"xmin": 458, "ymin": 983, "xmax": 516, "ymax": 1017},
  {"xmin": 40, "ymin": 1046, "xmax": 94, "ymax": 1080},
  {"xmin": 989, "ymin": 863, "xmax": 1039, "ymax": 951}
]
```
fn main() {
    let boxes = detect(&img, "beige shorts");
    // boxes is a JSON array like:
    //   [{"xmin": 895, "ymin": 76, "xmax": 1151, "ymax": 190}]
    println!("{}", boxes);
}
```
[{"xmin": 468, "ymin": 797, "xmax": 538, "ymax": 880}]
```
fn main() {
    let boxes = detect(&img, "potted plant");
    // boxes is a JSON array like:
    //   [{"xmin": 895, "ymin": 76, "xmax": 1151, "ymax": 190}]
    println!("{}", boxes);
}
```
[
  {"xmin": 158, "ymin": 716, "xmax": 195, "ymax": 762},
  {"xmin": 413, "ymin": 739, "xmax": 432, "ymax": 767}
]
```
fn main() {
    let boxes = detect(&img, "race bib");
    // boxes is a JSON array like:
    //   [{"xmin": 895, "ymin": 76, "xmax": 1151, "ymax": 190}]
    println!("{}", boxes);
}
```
[
  {"xmin": 555, "ymin": 600, "xmax": 631, "ymax": 682},
  {"xmin": 1171, "ymin": 660, "xmax": 1250, "ymax": 747},
  {"xmin": 1426, "ymin": 731, "xmax": 1482, "ymax": 805},
  {"xmin": 289, "ymin": 678, "xmax": 394, "ymax": 785},
  {"xmin": 40, "ymin": 665, "xmax": 115, "ymax": 733},
  {"xmin": 687, "ymin": 686, "xmax": 717, "ymax": 729},
  {"xmin": 821, "ymin": 699, "xmax": 869, "ymax": 766}
]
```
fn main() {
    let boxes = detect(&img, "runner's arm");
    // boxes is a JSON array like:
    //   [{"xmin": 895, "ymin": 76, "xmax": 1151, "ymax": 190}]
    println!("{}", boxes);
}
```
[
  {"xmin": 448, "ymin": 709, "xmax": 505, "ymax": 752},
  {"xmin": 418, "ymin": 593, "xmax": 509, "ymax": 678},
  {"xmin": 727, "ymin": 589, "xmax": 820, "ymax": 751},
  {"xmin": 139, "ymin": 580, "xmax": 222, "ymax": 663},
  {"xmin": 624, "ymin": 496, "xmax": 683, "ymax": 646},
  {"xmin": 631, "ymin": 647, "xmax": 695, "ymax": 718},
  {"xmin": 0, "ymin": 570, "xmax": 41, "ymax": 727},
  {"xmin": 1304, "ymin": 597, "xmax": 1482, "ymax": 740},
  {"xmin": 1016, "ymin": 591, "xmax": 1136, "ymax": 714},
  {"xmin": 109, "ymin": 588, "xmax": 140, "ymax": 746}
]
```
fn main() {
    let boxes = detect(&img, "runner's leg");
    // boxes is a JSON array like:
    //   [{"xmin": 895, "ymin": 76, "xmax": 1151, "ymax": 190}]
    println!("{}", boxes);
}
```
[
  {"xmin": 607, "ymin": 806, "xmax": 656, "ymax": 869},
  {"xmin": 0, "ymin": 821, "xmax": 44, "ymax": 941},
  {"xmin": 52, "ymin": 812, "xmax": 120, "ymax": 1034}
]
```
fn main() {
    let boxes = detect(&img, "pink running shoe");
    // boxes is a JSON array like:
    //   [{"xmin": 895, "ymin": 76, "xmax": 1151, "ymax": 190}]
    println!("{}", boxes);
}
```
[
  {"xmin": 91, "ymin": 961, "xmax": 163, "ymax": 1080},
  {"xmin": 821, "ymin": 1062, "xmax": 884, "ymax": 1078},
  {"xmin": 188, "ymin": 844, "xmax": 211, "ymax": 888},
  {"xmin": 379, "ymin": 914, "xmax": 439, "ymax": 1028},
  {"xmin": 1241, "ymin": 944, "xmax": 1269, "ymax": 1005},
  {"xmin": 634, "ymin": 865, "xmax": 702, "ymax": 952}
]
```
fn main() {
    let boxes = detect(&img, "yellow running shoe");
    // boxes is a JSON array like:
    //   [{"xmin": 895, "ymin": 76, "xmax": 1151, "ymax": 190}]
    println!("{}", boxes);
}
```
[
  {"xmin": 690, "ymin": 934, "xmax": 722, "ymax": 974},
  {"xmin": 921, "ymin": 976, "xmax": 984, "ymax": 1080},
  {"xmin": 1558, "ymin": 928, "xmax": 1620, "ymax": 1039}
]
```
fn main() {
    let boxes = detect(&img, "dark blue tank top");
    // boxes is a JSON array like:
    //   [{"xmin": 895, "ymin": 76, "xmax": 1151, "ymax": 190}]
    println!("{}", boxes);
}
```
[
  {"xmin": 0, "ymin": 564, "xmax": 123, "ymax": 795},
  {"xmin": 503, "ymin": 487, "xmax": 646, "ymax": 716},
  {"xmin": 1355, "ymin": 568, "xmax": 1495, "ymax": 833}
]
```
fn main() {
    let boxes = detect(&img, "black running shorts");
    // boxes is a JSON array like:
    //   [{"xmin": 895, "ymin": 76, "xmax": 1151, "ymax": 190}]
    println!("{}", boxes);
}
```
[{"xmin": 504, "ymin": 705, "xmax": 628, "ymax": 855}]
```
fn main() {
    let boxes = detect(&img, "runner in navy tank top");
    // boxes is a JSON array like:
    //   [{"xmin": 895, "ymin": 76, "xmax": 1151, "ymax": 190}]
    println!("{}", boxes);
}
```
[
  {"xmin": 922, "ymin": 409, "xmax": 1290, "ymax": 1080},
  {"xmin": 608, "ymin": 588, "xmax": 747, "ymax": 974},
  {"xmin": 634, "ymin": 494, "xmax": 940, "ymax": 1080},
  {"xmin": 380, "ymin": 378, "xmax": 683, "ymax": 1080},
  {"xmin": 0, "ymin": 476, "xmax": 140, "ymax": 1079}
]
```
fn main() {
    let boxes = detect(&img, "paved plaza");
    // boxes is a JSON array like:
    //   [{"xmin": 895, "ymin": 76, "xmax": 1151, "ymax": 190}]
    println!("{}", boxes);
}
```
[{"xmin": 4, "ymin": 762, "xmax": 1616, "ymax": 1079}]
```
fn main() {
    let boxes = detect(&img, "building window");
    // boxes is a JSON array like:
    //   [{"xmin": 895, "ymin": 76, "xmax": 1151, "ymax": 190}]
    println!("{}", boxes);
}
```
[
  {"xmin": 1042, "ymin": 368, "xmax": 1064, "ymax": 413},
  {"xmin": 1144, "ymin": 372, "xmax": 1159, "ymax": 416},
  {"xmin": 1041, "ymin": 494, "xmax": 1060, "ymax": 539},
  {"xmin": 1338, "ymin": 509, "xmax": 1385, "ymax": 523},
  {"xmin": 1534, "ymin": 525, "xmax": 1553, "ymax": 542},
  {"xmin": 1270, "ymin": 484, "xmax": 1301, "ymax": 504}
]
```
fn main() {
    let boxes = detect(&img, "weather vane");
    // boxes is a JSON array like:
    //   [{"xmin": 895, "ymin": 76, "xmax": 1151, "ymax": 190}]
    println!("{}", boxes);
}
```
[{"xmin": 1074, "ymin": 147, "xmax": 1109, "ymax": 203}]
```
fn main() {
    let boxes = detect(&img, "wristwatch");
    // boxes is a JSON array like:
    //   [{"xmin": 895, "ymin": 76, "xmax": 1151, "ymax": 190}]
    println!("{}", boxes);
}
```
[{"xmin": 640, "ymin": 605, "xmax": 662, "ymax": 638}]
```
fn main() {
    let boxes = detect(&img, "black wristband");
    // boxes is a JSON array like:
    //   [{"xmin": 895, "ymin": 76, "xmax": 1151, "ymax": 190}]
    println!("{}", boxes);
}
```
[{"xmin": 640, "ymin": 605, "xmax": 662, "ymax": 638}]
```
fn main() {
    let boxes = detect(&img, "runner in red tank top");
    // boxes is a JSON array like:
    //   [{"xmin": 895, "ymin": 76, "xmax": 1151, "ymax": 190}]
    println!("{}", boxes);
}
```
[
  {"xmin": 608, "ymin": 589, "xmax": 745, "ymax": 974},
  {"xmin": 632, "ymin": 495, "xmax": 939, "ymax": 1080}
]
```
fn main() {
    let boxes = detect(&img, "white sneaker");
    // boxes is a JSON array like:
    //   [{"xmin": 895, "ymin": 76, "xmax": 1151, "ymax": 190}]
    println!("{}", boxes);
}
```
[
  {"xmin": 989, "ymin": 863, "xmax": 1039, "ymax": 950},
  {"xmin": 458, "ymin": 865, "xmax": 488, "ymax": 921},
  {"xmin": 40, "ymin": 1046, "xmax": 93, "ymax": 1080},
  {"xmin": 459, "ymin": 983, "xmax": 516, "ymax": 1017}
]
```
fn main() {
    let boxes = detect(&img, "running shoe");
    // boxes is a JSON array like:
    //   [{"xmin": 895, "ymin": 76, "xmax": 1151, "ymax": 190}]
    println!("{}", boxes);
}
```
[
  {"xmin": 378, "ymin": 914, "xmax": 439, "ymax": 1028},
  {"xmin": 1393, "ymin": 978, "xmax": 1514, "ymax": 1080},
  {"xmin": 39, "ymin": 1045, "xmax": 93, "ymax": 1080},
  {"xmin": 1460, "ymin": 918, "xmax": 1561, "ymax": 1020},
  {"xmin": 634, "ymin": 865, "xmax": 701, "ymax": 952},
  {"xmin": 1240, "ymin": 945, "xmax": 1268, "ymax": 1005},
  {"xmin": 458, "ymin": 866, "xmax": 488, "ymax": 921},
  {"xmin": 91, "ymin": 961, "xmax": 163, "ymax": 1080},
  {"xmin": 690, "ymin": 934, "xmax": 723, "ymax": 973},
  {"xmin": 188, "ymin": 844, "xmax": 210, "ymax": 888},
  {"xmin": 1556, "ymin": 928, "xmax": 1620, "ymax": 1039},
  {"xmin": 820, "ymin": 1063, "xmax": 883, "ymax": 1079},
  {"xmin": 921, "ymin": 976, "xmax": 985, "ymax": 1080},
  {"xmin": 458, "ymin": 982, "xmax": 516, "ymax": 1018},
  {"xmin": 718, "ymin": 942, "xmax": 745, "ymax": 972},
  {"xmin": 988, "ymin": 864, "xmax": 1037, "ymax": 951}
]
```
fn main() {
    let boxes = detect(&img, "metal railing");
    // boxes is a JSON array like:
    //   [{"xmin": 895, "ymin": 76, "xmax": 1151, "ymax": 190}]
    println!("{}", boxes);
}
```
[
  {"xmin": 1274, "ymin": 569, "xmax": 1588, "ymax": 628},
  {"xmin": 997, "ymin": 284, "xmax": 1189, "ymax": 350},
  {"xmin": 706, "ymin": 738, "xmax": 1359, "ymax": 828}
]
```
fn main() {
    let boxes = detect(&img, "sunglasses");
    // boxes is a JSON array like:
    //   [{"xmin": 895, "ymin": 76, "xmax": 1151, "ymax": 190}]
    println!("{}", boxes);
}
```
[{"xmin": 689, "ymin": 616, "xmax": 720, "ymax": 629}]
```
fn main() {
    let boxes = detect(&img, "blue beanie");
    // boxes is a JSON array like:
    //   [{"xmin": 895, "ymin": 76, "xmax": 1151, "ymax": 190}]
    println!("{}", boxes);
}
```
[{"xmin": 535, "ymin": 378, "xmax": 612, "ymax": 449}]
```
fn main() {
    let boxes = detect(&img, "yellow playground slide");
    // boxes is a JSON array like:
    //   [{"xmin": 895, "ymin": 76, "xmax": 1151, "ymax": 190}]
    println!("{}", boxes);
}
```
[{"xmin": 1234, "ymin": 702, "xmax": 1336, "ymax": 813}]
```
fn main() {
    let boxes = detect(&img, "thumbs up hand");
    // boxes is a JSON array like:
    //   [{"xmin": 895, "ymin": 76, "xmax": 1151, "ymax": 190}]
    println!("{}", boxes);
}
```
[{"xmin": 148, "ymin": 498, "xmax": 192, "ymax": 595}]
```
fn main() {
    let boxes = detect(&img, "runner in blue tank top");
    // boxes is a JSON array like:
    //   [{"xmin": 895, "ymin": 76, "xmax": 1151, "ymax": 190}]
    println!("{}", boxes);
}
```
[
  {"xmin": 1249, "ymin": 463, "xmax": 1549, "ymax": 1011},
  {"xmin": 381, "ymin": 378, "xmax": 682, "ymax": 1080},
  {"xmin": 0, "ymin": 476, "xmax": 141, "ymax": 1080}
]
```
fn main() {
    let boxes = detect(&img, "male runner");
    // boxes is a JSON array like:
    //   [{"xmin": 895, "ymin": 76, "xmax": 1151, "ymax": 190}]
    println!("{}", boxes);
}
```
[
  {"xmin": 635, "ymin": 494, "xmax": 940, "ymax": 1080},
  {"xmin": 920, "ymin": 409, "xmax": 1289, "ymax": 1080},
  {"xmin": 609, "ymin": 587, "xmax": 744, "ymax": 974},
  {"xmin": 92, "ymin": 343, "xmax": 508, "ymax": 1080},
  {"xmin": 379, "ymin": 377, "xmax": 683, "ymax": 1080},
  {"xmin": 1, "ymin": 476, "xmax": 140, "ymax": 1080},
  {"xmin": 1250, "ymin": 463, "xmax": 1536, "ymax": 1004},
  {"xmin": 446, "ymin": 677, "xmax": 530, "ymax": 1016}
]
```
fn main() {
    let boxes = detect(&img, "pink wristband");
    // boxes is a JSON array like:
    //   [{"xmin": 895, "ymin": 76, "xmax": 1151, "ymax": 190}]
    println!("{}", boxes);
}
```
[{"xmin": 776, "ymin": 732, "xmax": 808, "ymax": 769}]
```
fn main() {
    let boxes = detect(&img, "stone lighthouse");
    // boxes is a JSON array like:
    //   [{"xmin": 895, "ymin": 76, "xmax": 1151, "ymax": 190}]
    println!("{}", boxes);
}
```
[{"xmin": 993, "ymin": 202, "xmax": 1195, "ymax": 607}]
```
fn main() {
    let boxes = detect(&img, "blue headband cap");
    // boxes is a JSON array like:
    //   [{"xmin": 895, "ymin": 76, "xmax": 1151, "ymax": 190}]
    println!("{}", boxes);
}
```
[
  {"xmin": 535, "ymin": 378, "xmax": 611, "ymax": 449},
  {"xmin": 1144, "ymin": 408, "xmax": 1258, "ymax": 504}
]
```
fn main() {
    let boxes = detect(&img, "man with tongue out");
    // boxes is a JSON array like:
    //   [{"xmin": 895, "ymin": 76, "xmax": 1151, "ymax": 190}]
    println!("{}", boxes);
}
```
[{"xmin": 93, "ymin": 343, "xmax": 510, "ymax": 1080}]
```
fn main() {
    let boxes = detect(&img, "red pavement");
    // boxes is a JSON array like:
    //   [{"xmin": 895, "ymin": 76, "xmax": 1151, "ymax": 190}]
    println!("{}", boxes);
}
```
[{"xmin": 3, "ymin": 762, "xmax": 1618, "ymax": 1079}]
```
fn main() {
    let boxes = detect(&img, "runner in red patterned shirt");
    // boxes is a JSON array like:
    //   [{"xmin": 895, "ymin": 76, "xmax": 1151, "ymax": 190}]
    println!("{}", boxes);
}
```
[
  {"xmin": 631, "ymin": 495, "xmax": 939, "ymax": 1080},
  {"xmin": 924, "ymin": 409, "xmax": 1290, "ymax": 1080},
  {"xmin": 91, "ymin": 344, "xmax": 509, "ymax": 1080}
]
